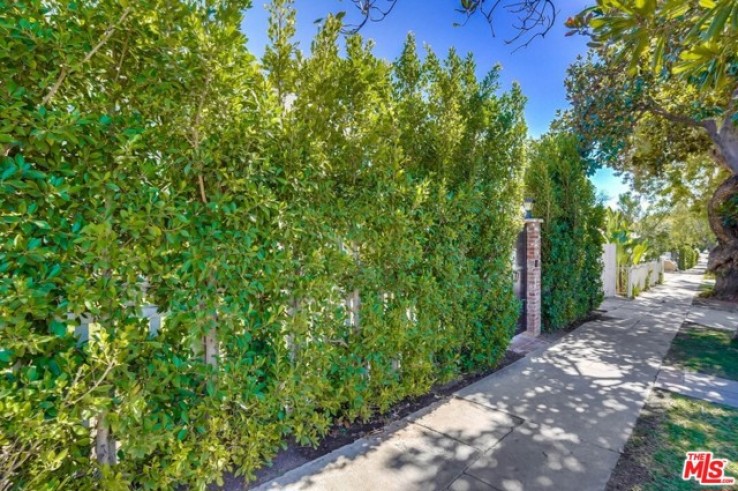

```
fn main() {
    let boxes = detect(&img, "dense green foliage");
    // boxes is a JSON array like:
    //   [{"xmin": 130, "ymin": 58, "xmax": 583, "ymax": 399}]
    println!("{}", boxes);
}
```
[
  {"xmin": 0, "ymin": 1, "xmax": 526, "ymax": 488},
  {"xmin": 571, "ymin": 0, "xmax": 738, "ymax": 94},
  {"xmin": 678, "ymin": 246, "xmax": 699, "ymax": 271},
  {"xmin": 565, "ymin": 0, "xmax": 738, "ymax": 174},
  {"xmin": 526, "ymin": 133, "xmax": 604, "ymax": 331}
]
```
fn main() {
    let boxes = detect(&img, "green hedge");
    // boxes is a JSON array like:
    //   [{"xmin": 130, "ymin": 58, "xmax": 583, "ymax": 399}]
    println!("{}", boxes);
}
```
[
  {"xmin": 525, "ymin": 133, "xmax": 604, "ymax": 331},
  {"xmin": 678, "ymin": 245, "xmax": 699, "ymax": 270},
  {"xmin": 0, "ymin": 2, "xmax": 526, "ymax": 488}
]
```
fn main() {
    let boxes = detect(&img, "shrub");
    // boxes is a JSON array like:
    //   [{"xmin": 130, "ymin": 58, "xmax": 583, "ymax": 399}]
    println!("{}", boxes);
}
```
[
  {"xmin": 0, "ymin": 2, "xmax": 525, "ymax": 488},
  {"xmin": 677, "ymin": 245, "xmax": 698, "ymax": 270},
  {"xmin": 525, "ymin": 133, "xmax": 604, "ymax": 331},
  {"xmin": 632, "ymin": 285, "xmax": 641, "ymax": 298}
]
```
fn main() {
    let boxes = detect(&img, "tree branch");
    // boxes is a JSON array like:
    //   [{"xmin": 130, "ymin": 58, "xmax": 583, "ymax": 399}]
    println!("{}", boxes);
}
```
[
  {"xmin": 41, "ymin": 7, "xmax": 131, "ymax": 107},
  {"xmin": 342, "ymin": 0, "xmax": 399, "ymax": 34},
  {"xmin": 198, "ymin": 175, "xmax": 207, "ymax": 204},
  {"xmin": 642, "ymin": 98, "xmax": 738, "ymax": 174},
  {"xmin": 64, "ymin": 357, "xmax": 117, "ymax": 407},
  {"xmin": 723, "ymin": 85, "xmax": 738, "ymax": 128},
  {"xmin": 643, "ymin": 99, "xmax": 707, "ymax": 130},
  {"xmin": 114, "ymin": 30, "xmax": 131, "ymax": 84},
  {"xmin": 703, "ymin": 119, "xmax": 720, "ymax": 141},
  {"xmin": 189, "ymin": 73, "xmax": 212, "ymax": 204},
  {"xmin": 341, "ymin": 0, "xmax": 556, "ymax": 48},
  {"xmin": 504, "ymin": 0, "xmax": 557, "ymax": 50}
]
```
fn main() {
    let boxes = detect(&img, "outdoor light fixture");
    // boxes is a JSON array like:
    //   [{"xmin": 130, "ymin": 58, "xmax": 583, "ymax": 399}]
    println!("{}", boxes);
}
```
[{"xmin": 523, "ymin": 198, "xmax": 534, "ymax": 219}]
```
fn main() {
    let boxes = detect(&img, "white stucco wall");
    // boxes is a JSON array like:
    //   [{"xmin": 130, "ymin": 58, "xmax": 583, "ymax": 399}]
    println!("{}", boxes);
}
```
[
  {"xmin": 626, "ymin": 260, "xmax": 663, "ymax": 298},
  {"xmin": 601, "ymin": 243, "xmax": 617, "ymax": 298}
]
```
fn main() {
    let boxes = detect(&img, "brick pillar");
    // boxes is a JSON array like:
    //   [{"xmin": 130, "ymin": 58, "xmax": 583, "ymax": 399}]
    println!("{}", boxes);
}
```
[{"xmin": 525, "ymin": 219, "xmax": 543, "ymax": 337}]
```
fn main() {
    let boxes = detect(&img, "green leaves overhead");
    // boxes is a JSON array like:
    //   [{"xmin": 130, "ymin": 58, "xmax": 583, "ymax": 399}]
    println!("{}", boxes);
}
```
[
  {"xmin": 572, "ymin": 0, "xmax": 738, "ymax": 91},
  {"xmin": 1, "ymin": 0, "xmax": 526, "ymax": 488}
]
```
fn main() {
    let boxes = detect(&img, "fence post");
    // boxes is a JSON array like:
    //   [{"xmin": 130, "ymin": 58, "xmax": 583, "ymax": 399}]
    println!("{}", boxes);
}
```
[
  {"xmin": 345, "ymin": 289, "xmax": 360, "ymax": 331},
  {"xmin": 341, "ymin": 241, "xmax": 361, "ymax": 332},
  {"xmin": 142, "ymin": 305, "xmax": 160, "ymax": 337},
  {"xmin": 285, "ymin": 296, "xmax": 299, "ymax": 363},
  {"xmin": 95, "ymin": 413, "xmax": 117, "ymax": 466},
  {"xmin": 203, "ymin": 328, "xmax": 217, "ymax": 367},
  {"xmin": 73, "ymin": 316, "xmax": 118, "ymax": 467},
  {"xmin": 76, "ymin": 305, "xmax": 161, "ymax": 469}
]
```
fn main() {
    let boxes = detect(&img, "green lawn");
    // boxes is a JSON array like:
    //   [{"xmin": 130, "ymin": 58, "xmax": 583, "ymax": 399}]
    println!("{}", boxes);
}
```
[
  {"xmin": 607, "ymin": 391, "xmax": 738, "ymax": 491},
  {"xmin": 665, "ymin": 324, "xmax": 738, "ymax": 381}
]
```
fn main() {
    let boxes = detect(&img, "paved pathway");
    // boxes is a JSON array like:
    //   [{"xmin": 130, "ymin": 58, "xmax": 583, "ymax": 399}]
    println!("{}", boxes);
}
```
[
  {"xmin": 254, "ymin": 271, "xmax": 705, "ymax": 491},
  {"xmin": 685, "ymin": 304, "xmax": 738, "ymax": 331},
  {"xmin": 655, "ymin": 366, "xmax": 738, "ymax": 409}
]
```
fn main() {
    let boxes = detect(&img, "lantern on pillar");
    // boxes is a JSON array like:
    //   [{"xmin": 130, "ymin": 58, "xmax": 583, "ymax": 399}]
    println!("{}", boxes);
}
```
[{"xmin": 523, "ymin": 198, "xmax": 534, "ymax": 219}]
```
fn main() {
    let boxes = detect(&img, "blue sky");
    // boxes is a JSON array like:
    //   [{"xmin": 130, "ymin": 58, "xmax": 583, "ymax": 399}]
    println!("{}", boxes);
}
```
[{"xmin": 241, "ymin": 1, "xmax": 628, "ymax": 205}]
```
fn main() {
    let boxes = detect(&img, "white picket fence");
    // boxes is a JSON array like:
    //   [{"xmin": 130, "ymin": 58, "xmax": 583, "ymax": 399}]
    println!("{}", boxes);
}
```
[
  {"xmin": 72, "ymin": 287, "xmax": 365, "ymax": 465},
  {"xmin": 72, "ymin": 305, "xmax": 161, "ymax": 343}
]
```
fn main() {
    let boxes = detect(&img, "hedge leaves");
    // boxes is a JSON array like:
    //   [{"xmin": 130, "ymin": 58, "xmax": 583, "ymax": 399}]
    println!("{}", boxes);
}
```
[
  {"xmin": 526, "ymin": 132, "xmax": 604, "ymax": 331},
  {"xmin": 1, "ymin": 1, "xmax": 526, "ymax": 488}
]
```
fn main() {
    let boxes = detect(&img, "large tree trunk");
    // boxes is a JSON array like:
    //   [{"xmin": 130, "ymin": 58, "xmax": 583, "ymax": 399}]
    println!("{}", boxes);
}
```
[{"xmin": 707, "ymin": 175, "xmax": 738, "ymax": 301}]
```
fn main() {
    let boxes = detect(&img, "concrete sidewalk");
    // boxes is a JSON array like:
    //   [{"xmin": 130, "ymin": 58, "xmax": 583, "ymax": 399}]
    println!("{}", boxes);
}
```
[
  {"xmin": 655, "ymin": 366, "xmax": 738, "ymax": 409},
  {"xmin": 254, "ymin": 271, "xmax": 703, "ymax": 491}
]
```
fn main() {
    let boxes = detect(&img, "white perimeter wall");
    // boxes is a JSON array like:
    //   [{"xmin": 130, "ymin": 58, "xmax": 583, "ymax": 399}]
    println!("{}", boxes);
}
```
[
  {"xmin": 601, "ymin": 243, "xmax": 617, "ymax": 298},
  {"xmin": 626, "ymin": 260, "xmax": 663, "ymax": 298}
]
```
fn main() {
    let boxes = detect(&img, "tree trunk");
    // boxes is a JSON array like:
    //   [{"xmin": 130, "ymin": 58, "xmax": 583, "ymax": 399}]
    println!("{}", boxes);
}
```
[{"xmin": 707, "ymin": 175, "xmax": 738, "ymax": 302}]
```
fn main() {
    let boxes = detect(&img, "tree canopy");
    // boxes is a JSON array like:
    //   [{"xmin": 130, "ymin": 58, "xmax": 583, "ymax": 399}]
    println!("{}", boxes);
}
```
[{"xmin": 565, "ymin": 0, "xmax": 738, "ymax": 298}]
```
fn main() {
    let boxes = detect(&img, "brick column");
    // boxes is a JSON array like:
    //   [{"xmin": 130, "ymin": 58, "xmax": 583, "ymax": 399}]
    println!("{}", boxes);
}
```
[{"xmin": 525, "ymin": 219, "xmax": 543, "ymax": 337}]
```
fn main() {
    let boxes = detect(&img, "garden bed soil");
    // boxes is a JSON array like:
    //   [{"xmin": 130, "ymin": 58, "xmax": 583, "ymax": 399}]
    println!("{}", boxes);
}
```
[{"xmin": 540, "ymin": 310, "xmax": 616, "ymax": 341}]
